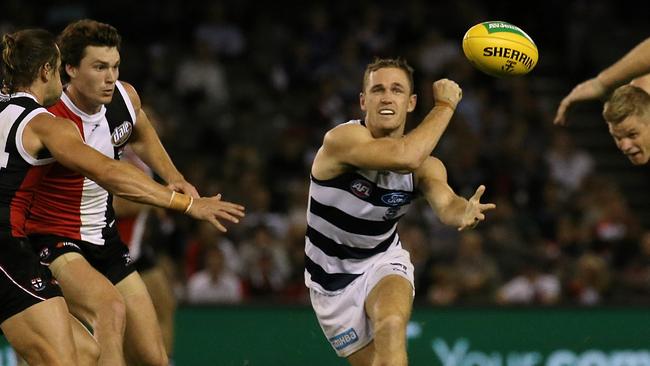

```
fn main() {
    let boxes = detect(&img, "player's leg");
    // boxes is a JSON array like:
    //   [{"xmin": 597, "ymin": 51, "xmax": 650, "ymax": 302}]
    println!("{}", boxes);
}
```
[
  {"xmin": 70, "ymin": 314, "xmax": 101, "ymax": 365},
  {"xmin": 2, "ymin": 297, "xmax": 79, "ymax": 366},
  {"xmin": 347, "ymin": 341, "xmax": 375, "ymax": 366},
  {"xmin": 116, "ymin": 271, "xmax": 167, "ymax": 366},
  {"xmin": 140, "ymin": 264, "xmax": 176, "ymax": 356},
  {"xmin": 364, "ymin": 275, "xmax": 413, "ymax": 366},
  {"xmin": 49, "ymin": 253, "xmax": 128, "ymax": 366}
]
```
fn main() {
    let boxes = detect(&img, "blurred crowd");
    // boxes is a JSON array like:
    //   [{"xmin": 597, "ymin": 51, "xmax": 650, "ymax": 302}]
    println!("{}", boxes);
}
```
[{"xmin": 3, "ymin": 0, "xmax": 650, "ymax": 306}]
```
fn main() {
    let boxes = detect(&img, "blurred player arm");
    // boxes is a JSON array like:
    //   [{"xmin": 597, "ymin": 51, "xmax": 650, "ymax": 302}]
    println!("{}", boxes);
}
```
[
  {"xmin": 121, "ymin": 81, "xmax": 199, "ymax": 198},
  {"xmin": 554, "ymin": 37, "xmax": 650, "ymax": 125},
  {"xmin": 597, "ymin": 37, "xmax": 650, "ymax": 91},
  {"xmin": 630, "ymin": 73, "xmax": 650, "ymax": 94},
  {"xmin": 415, "ymin": 157, "xmax": 495, "ymax": 231}
]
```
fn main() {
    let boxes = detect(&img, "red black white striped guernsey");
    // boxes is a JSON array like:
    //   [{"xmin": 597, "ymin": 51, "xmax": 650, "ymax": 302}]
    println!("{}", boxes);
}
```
[
  {"xmin": 24, "ymin": 81, "xmax": 136, "ymax": 245},
  {"xmin": 115, "ymin": 146, "xmax": 152, "ymax": 260},
  {"xmin": 0, "ymin": 93, "xmax": 55, "ymax": 237}
]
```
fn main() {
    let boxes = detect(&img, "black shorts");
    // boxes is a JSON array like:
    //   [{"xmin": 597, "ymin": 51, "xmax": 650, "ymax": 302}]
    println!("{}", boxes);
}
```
[
  {"xmin": 0, "ymin": 233, "xmax": 62, "ymax": 325},
  {"xmin": 30, "ymin": 234, "xmax": 136, "ymax": 285},
  {"xmin": 133, "ymin": 242, "xmax": 157, "ymax": 273}
]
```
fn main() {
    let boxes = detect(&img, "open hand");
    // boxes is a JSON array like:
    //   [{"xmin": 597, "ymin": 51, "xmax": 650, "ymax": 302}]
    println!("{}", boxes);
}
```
[
  {"xmin": 187, "ymin": 195, "xmax": 245, "ymax": 232},
  {"xmin": 458, "ymin": 185, "xmax": 496, "ymax": 231}
]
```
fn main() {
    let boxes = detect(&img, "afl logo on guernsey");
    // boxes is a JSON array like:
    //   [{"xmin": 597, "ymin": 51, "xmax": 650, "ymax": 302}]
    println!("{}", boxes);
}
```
[
  {"xmin": 111, "ymin": 121, "xmax": 133, "ymax": 147},
  {"xmin": 350, "ymin": 179, "xmax": 372, "ymax": 198},
  {"xmin": 381, "ymin": 192, "xmax": 411, "ymax": 206}
]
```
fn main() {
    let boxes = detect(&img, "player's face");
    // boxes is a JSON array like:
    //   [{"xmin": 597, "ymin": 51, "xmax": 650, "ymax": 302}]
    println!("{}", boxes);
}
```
[
  {"xmin": 608, "ymin": 114, "xmax": 650, "ymax": 165},
  {"xmin": 360, "ymin": 67, "xmax": 416, "ymax": 135},
  {"xmin": 66, "ymin": 46, "xmax": 120, "ymax": 108},
  {"xmin": 42, "ymin": 55, "xmax": 63, "ymax": 107}
]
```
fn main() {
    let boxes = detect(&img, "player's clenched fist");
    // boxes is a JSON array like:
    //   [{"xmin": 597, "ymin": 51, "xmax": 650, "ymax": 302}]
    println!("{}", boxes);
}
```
[{"xmin": 433, "ymin": 79, "xmax": 463, "ymax": 110}]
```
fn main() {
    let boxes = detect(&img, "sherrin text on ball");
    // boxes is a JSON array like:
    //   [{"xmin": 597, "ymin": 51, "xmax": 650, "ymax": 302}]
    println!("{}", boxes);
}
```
[{"xmin": 462, "ymin": 21, "xmax": 538, "ymax": 77}]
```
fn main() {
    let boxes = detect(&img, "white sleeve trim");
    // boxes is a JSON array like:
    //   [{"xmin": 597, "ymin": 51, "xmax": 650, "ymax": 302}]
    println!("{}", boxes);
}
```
[
  {"xmin": 16, "ymin": 108, "xmax": 56, "ymax": 166},
  {"xmin": 115, "ymin": 81, "xmax": 137, "ymax": 125}
]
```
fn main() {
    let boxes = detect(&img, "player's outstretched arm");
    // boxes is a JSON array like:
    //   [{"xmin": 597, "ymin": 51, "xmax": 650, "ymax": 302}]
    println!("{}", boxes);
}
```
[
  {"xmin": 554, "ymin": 37, "xmax": 650, "ymax": 125},
  {"xmin": 415, "ymin": 157, "xmax": 495, "ymax": 230},
  {"xmin": 26, "ymin": 115, "xmax": 244, "ymax": 231},
  {"xmin": 553, "ymin": 77, "xmax": 607, "ymax": 125},
  {"xmin": 597, "ymin": 37, "xmax": 650, "ymax": 93}
]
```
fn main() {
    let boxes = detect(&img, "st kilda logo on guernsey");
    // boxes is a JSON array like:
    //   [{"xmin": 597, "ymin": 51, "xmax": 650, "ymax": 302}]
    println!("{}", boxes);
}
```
[
  {"xmin": 350, "ymin": 179, "xmax": 372, "ymax": 199},
  {"xmin": 39, "ymin": 247, "xmax": 50, "ymax": 260},
  {"xmin": 31, "ymin": 277, "xmax": 45, "ymax": 291},
  {"xmin": 112, "ymin": 121, "xmax": 134, "ymax": 147}
]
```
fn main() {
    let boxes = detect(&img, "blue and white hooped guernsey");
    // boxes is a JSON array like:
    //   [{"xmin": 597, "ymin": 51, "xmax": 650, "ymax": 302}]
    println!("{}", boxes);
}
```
[{"xmin": 304, "ymin": 120, "xmax": 418, "ymax": 294}]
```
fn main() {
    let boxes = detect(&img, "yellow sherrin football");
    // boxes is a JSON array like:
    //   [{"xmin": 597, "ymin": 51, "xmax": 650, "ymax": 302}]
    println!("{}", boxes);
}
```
[{"xmin": 462, "ymin": 21, "xmax": 538, "ymax": 77}]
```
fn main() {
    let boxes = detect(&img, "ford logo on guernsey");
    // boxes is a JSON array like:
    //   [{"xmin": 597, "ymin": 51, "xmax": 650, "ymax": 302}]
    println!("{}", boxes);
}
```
[
  {"xmin": 350, "ymin": 179, "xmax": 372, "ymax": 198},
  {"xmin": 381, "ymin": 192, "xmax": 411, "ymax": 206},
  {"xmin": 111, "ymin": 121, "xmax": 133, "ymax": 147}
]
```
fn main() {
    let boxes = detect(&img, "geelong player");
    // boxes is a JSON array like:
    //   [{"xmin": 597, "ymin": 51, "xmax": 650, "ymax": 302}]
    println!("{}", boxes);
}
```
[{"xmin": 305, "ymin": 58, "xmax": 495, "ymax": 366}]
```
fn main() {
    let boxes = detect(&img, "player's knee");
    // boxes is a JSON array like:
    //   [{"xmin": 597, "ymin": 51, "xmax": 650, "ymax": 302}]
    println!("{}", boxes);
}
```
[
  {"xmin": 137, "ymin": 345, "xmax": 168, "ymax": 366},
  {"xmin": 17, "ymin": 346, "xmax": 47, "ymax": 366},
  {"xmin": 77, "ymin": 335, "xmax": 100, "ymax": 365},
  {"xmin": 110, "ymin": 298, "xmax": 127, "ymax": 330},
  {"xmin": 85, "ymin": 345, "xmax": 101, "ymax": 366},
  {"xmin": 96, "ymin": 295, "xmax": 127, "ymax": 329},
  {"xmin": 374, "ymin": 314, "xmax": 408, "ymax": 334},
  {"xmin": 19, "ymin": 344, "xmax": 70, "ymax": 366}
]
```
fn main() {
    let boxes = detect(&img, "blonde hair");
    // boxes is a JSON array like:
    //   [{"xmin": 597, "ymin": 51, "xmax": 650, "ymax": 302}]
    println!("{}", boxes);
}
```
[
  {"xmin": 603, "ymin": 85, "xmax": 650, "ymax": 125},
  {"xmin": 362, "ymin": 57, "xmax": 414, "ymax": 94}
]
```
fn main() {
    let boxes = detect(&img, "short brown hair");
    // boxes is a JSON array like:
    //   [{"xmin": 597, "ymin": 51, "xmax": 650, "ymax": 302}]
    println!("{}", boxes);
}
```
[
  {"xmin": 603, "ymin": 85, "xmax": 650, "ymax": 125},
  {"xmin": 362, "ymin": 57, "xmax": 415, "ymax": 94},
  {"xmin": 1, "ymin": 29, "xmax": 58, "ymax": 95},
  {"xmin": 58, "ymin": 19, "xmax": 121, "ymax": 82}
]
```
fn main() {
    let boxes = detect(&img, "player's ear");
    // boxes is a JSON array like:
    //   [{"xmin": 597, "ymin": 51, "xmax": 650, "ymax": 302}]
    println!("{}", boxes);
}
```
[
  {"xmin": 360, "ymin": 92, "xmax": 367, "ymax": 112},
  {"xmin": 65, "ymin": 64, "xmax": 77, "ymax": 80},
  {"xmin": 407, "ymin": 94, "xmax": 417, "ymax": 112},
  {"xmin": 40, "ymin": 62, "xmax": 52, "ymax": 82}
]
